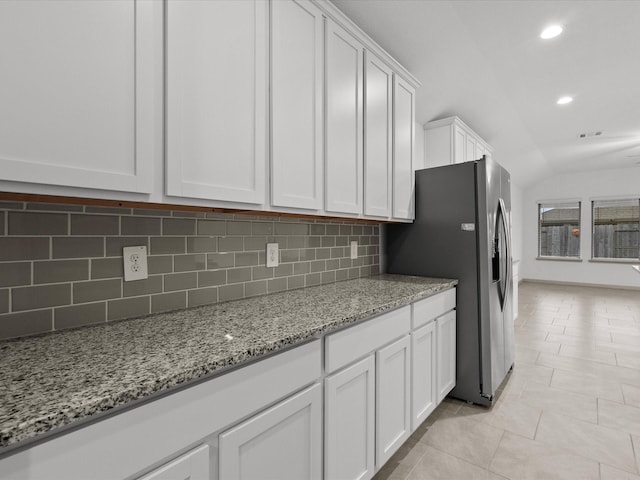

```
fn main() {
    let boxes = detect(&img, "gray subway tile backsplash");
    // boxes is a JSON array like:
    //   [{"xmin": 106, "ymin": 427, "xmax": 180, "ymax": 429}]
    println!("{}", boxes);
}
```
[
  {"xmin": 151, "ymin": 291, "xmax": 187, "ymax": 313},
  {"xmin": 53, "ymin": 237, "xmax": 104, "ymax": 259},
  {"xmin": 0, "ymin": 309, "xmax": 52, "ymax": 339},
  {"xmin": 0, "ymin": 203, "xmax": 380, "ymax": 340},
  {"xmin": 12, "ymin": 284, "xmax": 71, "ymax": 311},
  {"xmin": 0, "ymin": 289, "xmax": 8, "ymax": 314},
  {"xmin": 34, "ymin": 259, "xmax": 89, "ymax": 284},
  {"xmin": 0, "ymin": 262, "xmax": 32, "ymax": 287},
  {"xmin": 54, "ymin": 302, "xmax": 106, "ymax": 330},
  {"xmin": 73, "ymin": 279, "xmax": 122, "ymax": 304},
  {"xmin": 71, "ymin": 214, "xmax": 119, "ymax": 235},
  {"xmin": 8, "ymin": 211, "xmax": 68, "ymax": 235},
  {"xmin": 0, "ymin": 237, "xmax": 49, "ymax": 261}
]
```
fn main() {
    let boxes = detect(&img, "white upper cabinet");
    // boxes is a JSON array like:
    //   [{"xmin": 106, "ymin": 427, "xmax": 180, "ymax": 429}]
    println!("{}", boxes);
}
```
[
  {"xmin": 392, "ymin": 76, "xmax": 416, "ymax": 220},
  {"xmin": 325, "ymin": 20, "xmax": 364, "ymax": 215},
  {"xmin": 364, "ymin": 53, "xmax": 393, "ymax": 218},
  {"xmin": 165, "ymin": 0, "xmax": 267, "ymax": 205},
  {"xmin": 0, "ymin": 0, "xmax": 157, "ymax": 194},
  {"xmin": 424, "ymin": 116, "xmax": 493, "ymax": 168},
  {"xmin": 271, "ymin": 0, "xmax": 324, "ymax": 210}
]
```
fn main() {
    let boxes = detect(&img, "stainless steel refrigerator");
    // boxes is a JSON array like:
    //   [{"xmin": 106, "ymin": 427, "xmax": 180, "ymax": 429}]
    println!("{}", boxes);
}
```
[{"xmin": 386, "ymin": 157, "xmax": 514, "ymax": 406}]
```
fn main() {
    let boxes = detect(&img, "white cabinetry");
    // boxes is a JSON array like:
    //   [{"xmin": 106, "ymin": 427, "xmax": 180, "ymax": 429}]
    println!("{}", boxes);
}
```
[
  {"xmin": 410, "ymin": 322, "xmax": 437, "ymax": 430},
  {"xmin": 375, "ymin": 335, "xmax": 411, "ymax": 468},
  {"xmin": 325, "ymin": 356, "xmax": 375, "ymax": 480},
  {"xmin": 424, "ymin": 116, "xmax": 493, "ymax": 168},
  {"xmin": 325, "ymin": 20, "xmax": 363, "ymax": 215},
  {"xmin": 392, "ymin": 76, "xmax": 416, "ymax": 220},
  {"xmin": 324, "ymin": 306, "xmax": 411, "ymax": 478},
  {"xmin": 165, "ymin": 0, "xmax": 267, "ymax": 205},
  {"xmin": 436, "ymin": 310, "xmax": 457, "ymax": 403},
  {"xmin": 410, "ymin": 288, "xmax": 456, "ymax": 430},
  {"xmin": 0, "ymin": 0, "xmax": 157, "ymax": 194},
  {"xmin": 219, "ymin": 383, "xmax": 322, "ymax": 480},
  {"xmin": 363, "ymin": 53, "xmax": 393, "ymax": 218},
  {"xmin": 271, "ymin": 0, "xmax": 324, "ymax": 210},
  {"xmin": 138, "ymin": 445, "xmax": 209, "ymax": 480}
]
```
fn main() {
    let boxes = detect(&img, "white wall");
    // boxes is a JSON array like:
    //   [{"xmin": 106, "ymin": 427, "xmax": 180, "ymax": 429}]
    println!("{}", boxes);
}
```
[
  {"xmin": 414, "ymin": 121, "xmax": 425, "ymax": 170},
  {"xmin": 521, "ymin": 166, "xmax": 640, "ymax": 289},
  {"xmin": 510, "ymin": 182, "xmax": 523, "ymax": 264}
]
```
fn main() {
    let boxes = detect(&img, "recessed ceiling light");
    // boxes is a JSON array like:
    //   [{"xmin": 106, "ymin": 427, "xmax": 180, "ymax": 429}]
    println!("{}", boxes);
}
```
[
  {"xmin": 557, "ymin": 96, "xmax": 573, "ymax": 105},
  {"xmin": 541, "ymin": 25, "xmax": 563, "ymax": 39}
]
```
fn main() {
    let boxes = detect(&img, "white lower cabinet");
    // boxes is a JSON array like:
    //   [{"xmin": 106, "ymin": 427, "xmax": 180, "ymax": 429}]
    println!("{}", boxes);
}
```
[
  {"xmin": 325, "ymin": 356, "xmax": 375, "ymax": 480},
  {"xmin": 410, "ymin": 321, "xmax": 437, "ymax": 431},
  {"xmin": 436, "ymin": 310, "xmax": 457, "ymax": 403},
  {"xmin": 138, "ymin": 445, "xmax": 210, "ymax": 480},
  {"xmin": 219, "ymin": 383, "xmax": 322, "ymax": 480},
  {"xmin": 375, "ymin": 335, "xmax": 411, "ymax": 468}
]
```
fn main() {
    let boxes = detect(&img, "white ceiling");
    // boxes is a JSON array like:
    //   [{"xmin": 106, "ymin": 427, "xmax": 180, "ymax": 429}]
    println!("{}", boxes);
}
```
[{"xmin": 331, "ymin": 0, "xmax": 640, "ymax": 187}]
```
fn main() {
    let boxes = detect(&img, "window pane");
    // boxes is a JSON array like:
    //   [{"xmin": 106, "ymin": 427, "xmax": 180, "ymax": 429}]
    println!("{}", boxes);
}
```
[
  {"xmin": 538, "ymin": 201, "xmax": 581, "ymax": 257},
  {"xmin": 592, "ymin": 199, "xmax": 640, "ymax": 259}
]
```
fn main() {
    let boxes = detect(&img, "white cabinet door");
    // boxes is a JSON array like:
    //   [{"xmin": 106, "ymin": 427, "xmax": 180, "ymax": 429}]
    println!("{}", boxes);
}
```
[
  {"xmin": 436, "ymin": 310, "xmax": 457, "ymax": 403},
  {"xmin": 364, "ymin": 52, "xmax": 393, "ymax": 218},
  {"xmin": 453, "ymin": 125, "xmax": 466, "ymax": 165},
  {"xmin": 165, "ymin": 0, "xmax": 267, "ymax": 204},
  {"xmin": 465, "ymin": 135, "xmax": 477, "ymax": 162},
  {"xmin": 392, "ymin": 76, "xmax": 415, "ymax": 220},
  {"xmin": 475, "ymin": 141, "xmax": 486, "ymax": 161},
  {"xmin": 375, "ymin": 335, "xmax": 411, "ymax": 468},
  {"xmin": 0, "ymin": 0, "xmax": 156, "ymax": 194},
  {"xmin": 325, "ymin": 356, "xmax": 375, "ymax": 480},
  {"xmin": 219, "ymin": 383, "xmax": 322, "ymax": 480},
  {"xmin": 137, "ymin": 445, "xmax": 209, "ymax": 480},
  {"xmin": 271, "ymin": 0, "xmax": 323, "ymax": 210},
  {"xmin": 325, "ymin": 20, "xmax": 363, "ymax": 214},
  {"xmin": 411, "ymin": 322, "xmax": 437, "ymax": 431}
]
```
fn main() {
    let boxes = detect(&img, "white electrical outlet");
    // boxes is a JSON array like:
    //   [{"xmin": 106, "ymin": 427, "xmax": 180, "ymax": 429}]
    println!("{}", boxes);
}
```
[
  {"xmin": 266, "ymin": 243, "xmax": 279, "ymax": 267},
  {"xmin": 123, "ymin": 246, "xmax": 148, "ymax": 281},
  {"xmin": 350, "ymin": 241, "xmax": 358, "ymax": 259}
]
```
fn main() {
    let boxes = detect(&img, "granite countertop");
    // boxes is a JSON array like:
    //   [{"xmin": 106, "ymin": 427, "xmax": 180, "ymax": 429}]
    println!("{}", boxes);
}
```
[{"xmin": 0, "ymin": 274, "xmax": 456, "ymax": 451}]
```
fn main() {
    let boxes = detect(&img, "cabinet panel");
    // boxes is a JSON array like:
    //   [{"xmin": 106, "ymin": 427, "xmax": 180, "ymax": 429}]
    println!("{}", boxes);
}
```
[
  {"xmin": 436, "ymin": 310, "xmax": 457, "ymax": 403},
  {"xmin": 411, "ymin": 322, "xmax": 437, "ymax": 431},
  {"xmin": 0, "ymin": 0, "xmax": 155, "ymax": 193},
  {"xmin": 219, "ymin": 383, "xmax": 322, "ymax": 480},
  {"xmin": 271, "ymin": 0, "xmax": 323, "ymax": 210},
  {"xmin": 137, "ymin": 445, "xmax": 209, "ymax": 480},
  {"xmin": 325, "ymin": 356, "xmax": 375, "ymax": 480},
  {"xmin": 465, "ymin": 135, "xmax": 477, "ymax": 162},
  {"xmin": 392, "ymin": 76, "xmax": 415, "ymax": 219},
  {"xmin": 412, "ymin": 288, "xmax": 456, "ymax": 329},
  {"xmin": 325, "ymin": 305, "xmax": 411, "ymax": 374},
  {"xmin": 376, "ymin": 335, "xmax": 411, "ymax": 468},
  {"xmin": 325, "ymin": 20, "xmax": 363, "ymax": 214},
  {"xmin": 453, "ymin": 126, "xmax": 466, "ymax": 165},
  {"xmin": 364, "ymin": 53, "xmax": 393, "ymax": 217},
  {"xmin": 165, "ymin": 0, "xmax": 267, "ymax": 204}
]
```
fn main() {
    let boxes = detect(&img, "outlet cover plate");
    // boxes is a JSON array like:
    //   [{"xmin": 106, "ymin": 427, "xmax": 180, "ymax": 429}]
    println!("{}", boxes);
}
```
[
  {"xmin": 266, "ymin": 243, "xmax": 279, "ymax": 267},
  {"xmin": 350, "ymin": 241, "xmax": 358, "ymax": 259},
  {"xmin": 123, "ymin": 245, "xmax": 148, "ymax": 282}
]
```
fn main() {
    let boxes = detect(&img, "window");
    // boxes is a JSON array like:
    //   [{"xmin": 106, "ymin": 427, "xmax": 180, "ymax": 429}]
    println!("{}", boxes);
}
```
[
  {"xmin": 592, "ymin": 198, "xmax": 640, "ymax": 260},
  {"xmin": 538, "ymin": 201, "xmax": 581, "ymax": 258}
]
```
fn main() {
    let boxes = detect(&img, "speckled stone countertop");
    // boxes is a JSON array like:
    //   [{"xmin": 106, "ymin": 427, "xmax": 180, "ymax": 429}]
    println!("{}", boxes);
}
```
[{"xmin": 0, "ymin": 274, "xmax": 456, "ymax": 451}]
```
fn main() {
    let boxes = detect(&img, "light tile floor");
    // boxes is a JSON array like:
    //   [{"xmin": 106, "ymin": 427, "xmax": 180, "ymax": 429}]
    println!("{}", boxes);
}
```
[{"xmin": 374, "ymin": 281, "xmax": 640, "ymax": 480}]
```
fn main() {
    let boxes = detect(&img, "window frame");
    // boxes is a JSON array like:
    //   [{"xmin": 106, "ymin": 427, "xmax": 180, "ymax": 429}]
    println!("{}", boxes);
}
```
[
  {"xmin": 537, "ymin": 200, "xmax": 582, "ymax": 261},
  {"xmin": 590, "ymin": 197, "xmax": 640, "ymax": 262}
]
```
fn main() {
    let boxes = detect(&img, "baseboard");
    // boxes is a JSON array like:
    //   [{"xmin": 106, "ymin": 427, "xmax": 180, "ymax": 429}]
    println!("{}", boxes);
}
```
[{"xmin": 521, "ymin": 278, "xmax": 640, "ymax": 292}]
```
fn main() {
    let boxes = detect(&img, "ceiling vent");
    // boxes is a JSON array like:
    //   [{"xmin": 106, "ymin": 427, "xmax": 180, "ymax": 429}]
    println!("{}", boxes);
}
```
[{"xmin": 577, "ymin": 131, "xmax": 603, "ymax": 139}]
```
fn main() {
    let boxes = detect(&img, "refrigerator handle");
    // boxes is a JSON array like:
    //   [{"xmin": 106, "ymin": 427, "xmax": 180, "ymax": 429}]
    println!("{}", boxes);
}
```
[{"xmin": 500, "ymin": 198, "xmax": 512, "ymax": 308}]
